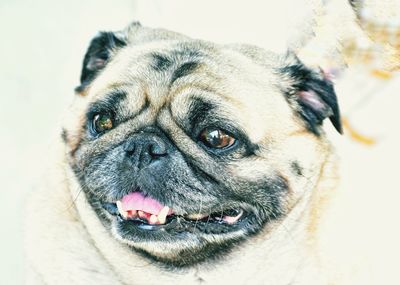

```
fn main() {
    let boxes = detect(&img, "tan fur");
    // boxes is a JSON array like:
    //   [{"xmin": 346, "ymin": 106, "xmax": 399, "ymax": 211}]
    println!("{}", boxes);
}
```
[
  {"xmin": 27, "ymin": 140, "xmax": 338, "ymax": 285},
  {"xmin": 26, "ymin": 18, "xmax": 348, "ymax": 285}
]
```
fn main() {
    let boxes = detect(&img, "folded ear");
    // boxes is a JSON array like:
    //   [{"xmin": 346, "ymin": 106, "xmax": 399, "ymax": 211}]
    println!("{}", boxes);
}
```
[
  {"xmin": 75, "ymin": 30, "xmax": 128, "ymax": 93},
  {"xmin": 279, "ymin": 52, "xmax": 343, "ymax": 135}
]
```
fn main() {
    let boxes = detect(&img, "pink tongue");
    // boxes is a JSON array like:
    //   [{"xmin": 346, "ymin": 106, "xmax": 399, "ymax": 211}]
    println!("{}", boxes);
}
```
[{"xmin": 121, "ymin": 192, "xmax": 165, "ymax": 215}]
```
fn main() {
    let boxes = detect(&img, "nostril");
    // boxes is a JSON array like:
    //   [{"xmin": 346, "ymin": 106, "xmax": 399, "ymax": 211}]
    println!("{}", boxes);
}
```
[
  {"xmin": 149, "ymin": 143, "xmax": 167, "ymax": 157},
  {"xmin": 123, "ymin": 133, "xmax": 169, "ymax": 168},
  {"xmin": 123, "ymin": 141, "xmax": 136, "ymax": 154},
  {"xmin": 126, "ymin": 149, "xmax": 136, "ymax": 157}
]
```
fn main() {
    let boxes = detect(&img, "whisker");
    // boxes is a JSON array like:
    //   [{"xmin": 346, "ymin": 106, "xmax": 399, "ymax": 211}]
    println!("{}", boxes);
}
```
[{"xmin": 193, "ymin": 196, "xmax": 204, "ymax": 231}]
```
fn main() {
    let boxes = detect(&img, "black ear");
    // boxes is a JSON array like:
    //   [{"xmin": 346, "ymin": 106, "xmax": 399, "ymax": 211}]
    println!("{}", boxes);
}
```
[
  {"xmin": 279, "ymin": 53, "xmax": 343, "ymax": 135},
  {"xmin": 75, "ymin": 31, "xmax": 127, "ymax": 93}
]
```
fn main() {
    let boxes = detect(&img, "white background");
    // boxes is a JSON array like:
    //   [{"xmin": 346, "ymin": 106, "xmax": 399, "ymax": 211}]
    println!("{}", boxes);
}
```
[{"xmin": 1, "ymin": 0, "xmax": 399, "ymax": 284}]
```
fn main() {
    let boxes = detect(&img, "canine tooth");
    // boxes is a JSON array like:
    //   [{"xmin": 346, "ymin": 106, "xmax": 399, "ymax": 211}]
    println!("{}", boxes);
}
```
[
  {"xmin": 149, "ymin": 214, "xmax": 158, "ymax": 225},
  {"xmin": 158, "ymin": 206, "xmax": 170, "ymax": 224},
  {"xmin": 116, "ymin": 201, "xmax": 128, "ymax": 219},
  {"xmin": 223, "ymin": 210, "xmax": 243, "ymax": 224}
]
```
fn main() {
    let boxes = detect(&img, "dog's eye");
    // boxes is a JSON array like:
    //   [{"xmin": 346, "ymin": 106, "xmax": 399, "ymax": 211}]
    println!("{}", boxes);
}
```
[
  {"xmin": 93, "ymin": 113, "xmax": 114, "ymax": 133},
  {"xmin": 199, "ymin": 128, "xmax": 236, "ymax": 149}
]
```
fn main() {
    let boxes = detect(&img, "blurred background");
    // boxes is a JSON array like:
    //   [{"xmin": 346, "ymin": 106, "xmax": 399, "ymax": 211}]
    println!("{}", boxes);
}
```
[{"xmin": 0, "ymin": 0, "xmax": 399, "ymax": 284}]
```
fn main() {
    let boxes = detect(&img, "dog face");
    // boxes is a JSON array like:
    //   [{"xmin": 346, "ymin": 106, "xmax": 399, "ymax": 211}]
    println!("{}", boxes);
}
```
[{"xmin": 62, "ymin": 23, "xmax": 341, "ymax": 267}]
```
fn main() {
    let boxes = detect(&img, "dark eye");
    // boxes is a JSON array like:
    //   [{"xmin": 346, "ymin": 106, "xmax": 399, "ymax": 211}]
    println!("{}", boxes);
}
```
[
  {"xmin": 199, "ymin": 128, "xmax": 236, "ymax": 149},
  {"xmin": 92, "ymin": 113, "xmax": 114, "ymax": 134}
]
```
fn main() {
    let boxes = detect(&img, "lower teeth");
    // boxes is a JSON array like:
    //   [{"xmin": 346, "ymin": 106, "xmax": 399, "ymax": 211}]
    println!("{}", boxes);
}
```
[
  {"xmin": 114, "ymin": 203, "xmax": 243, "ymax": 226},
  {"xmin": 186, "ymin": 213, "xmax": 208, "ymax": 220}
]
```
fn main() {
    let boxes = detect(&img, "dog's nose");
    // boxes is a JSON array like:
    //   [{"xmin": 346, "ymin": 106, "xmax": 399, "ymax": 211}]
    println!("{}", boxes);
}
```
[{"xmin": 123, "ymin": 133, "xmax": 168, "ymax": 169}]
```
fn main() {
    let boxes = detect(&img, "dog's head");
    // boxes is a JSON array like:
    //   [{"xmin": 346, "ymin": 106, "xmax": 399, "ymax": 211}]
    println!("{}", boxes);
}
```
[{"xmin": 63, "ymin": 22, "xmax": 341, "ymax": 267}]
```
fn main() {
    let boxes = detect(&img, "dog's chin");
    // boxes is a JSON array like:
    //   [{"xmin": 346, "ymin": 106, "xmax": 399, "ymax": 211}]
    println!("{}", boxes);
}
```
[{"xmin": 91, "ymin": 194, "xmax": 265, "ymax": 267}]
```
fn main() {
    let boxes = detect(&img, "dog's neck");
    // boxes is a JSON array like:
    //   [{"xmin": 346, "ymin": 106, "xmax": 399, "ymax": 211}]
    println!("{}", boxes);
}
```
[{"xmin": 65, "ymin": 150, "xmax": 339, "ymax": 285}]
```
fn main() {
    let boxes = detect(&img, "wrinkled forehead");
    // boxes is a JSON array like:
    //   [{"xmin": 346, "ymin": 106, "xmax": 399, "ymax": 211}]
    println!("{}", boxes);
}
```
[{"xmin": 84, "ymin": 41, "xmax": 295, "ymax": 142}]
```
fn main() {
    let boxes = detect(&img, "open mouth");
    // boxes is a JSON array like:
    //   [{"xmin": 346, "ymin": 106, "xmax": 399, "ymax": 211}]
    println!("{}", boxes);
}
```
[
  {"xmin": 95, "ymin": 190, "xmax": 269, "ymax": 265},
  {"xmin": 102, "ymin": 191, "xmax": 248, "ymax": 233}
]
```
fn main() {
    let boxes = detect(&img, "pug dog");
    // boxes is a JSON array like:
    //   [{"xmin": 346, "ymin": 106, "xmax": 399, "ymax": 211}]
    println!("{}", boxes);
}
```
[{"xmin": 26, "ymin": 22, "xmax": 342, "ymax": 285}]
